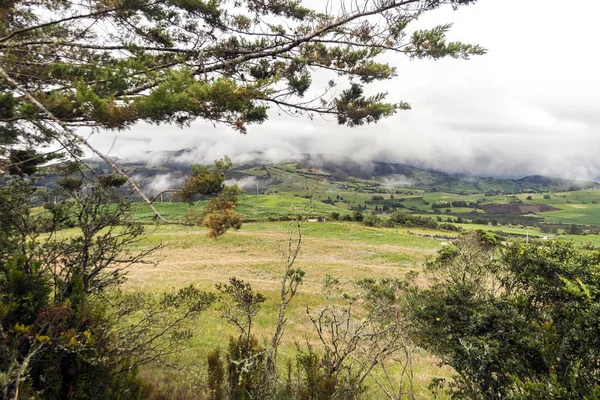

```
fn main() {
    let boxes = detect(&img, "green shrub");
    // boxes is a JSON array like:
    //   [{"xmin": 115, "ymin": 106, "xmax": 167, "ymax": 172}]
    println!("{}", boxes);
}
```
[
  {"xmin": 295, "ymin": 345, "xmax": 338, "ymax": 400},
  {"xmin": 207, "ymin": 348, "xmax": 225, "ymax": 400},
  {"xmin": 227, "ymin": 335, "xmax": 267, "ymax": 400},
  {"xmin": 406, "ymin": 233, "xmax": 600, "ymax": 399},
  {"xmin": 362, "ymin": 215, "xmax": 381, "ymax": 227}
]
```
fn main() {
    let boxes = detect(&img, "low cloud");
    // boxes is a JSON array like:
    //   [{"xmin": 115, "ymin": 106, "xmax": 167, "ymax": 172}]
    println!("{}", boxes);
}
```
[
  {"xmin": 225, "ymin": 176, "xmax": 261, "ymax": 192},
  {"xmin": 381, "ymin": 175, "xmax": 413, "ymax": 189},
  {"xmin": 131, "ymin": 173, "xmax": 185, "ymax": 195},
  {"xmin": 86, "ymin": 0, "xmax": 600, "ymax": 183}
]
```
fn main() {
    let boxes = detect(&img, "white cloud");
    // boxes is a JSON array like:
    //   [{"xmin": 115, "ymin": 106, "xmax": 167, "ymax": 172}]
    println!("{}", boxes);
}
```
[
  {"xmin": 225, "ymin": 176, "xmax": 261, "ymax": 192},
  {"xmin": 131, "ymin": 173, "xmax": 185, "ymax": 195},
  {"xmin": 86, "ymin": 0, "xmax": 600, "ymax": 181}
]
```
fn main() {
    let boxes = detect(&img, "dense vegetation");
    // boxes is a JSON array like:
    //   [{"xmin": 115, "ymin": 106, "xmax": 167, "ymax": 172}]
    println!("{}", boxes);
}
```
[
  {"xmin": 4, "ymin": 169, "xmax": 600, "ymax": 398},
  {"xmin": 406, "ymin": 232, "xmax": 600, "ymax": 399},
  {"xmin": 0, "ymin": 177, "xmax": 214, "ymax": 398},
  {"xmin": 2, "ymin": 0, "xmax": 600, "ymax": 398}
]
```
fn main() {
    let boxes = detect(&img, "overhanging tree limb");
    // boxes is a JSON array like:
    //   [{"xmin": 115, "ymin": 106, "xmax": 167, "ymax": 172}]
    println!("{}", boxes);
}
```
[{"xmin": 0, "ymin": 65, "xmax": 173, "ymax": 224}]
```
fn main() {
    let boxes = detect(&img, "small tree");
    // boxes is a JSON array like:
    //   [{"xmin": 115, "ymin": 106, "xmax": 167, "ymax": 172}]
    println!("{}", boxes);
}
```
[
  {"xmin": 303, "ymin": 275, "xmax": 413, "ymax": 399},
  {"xmin": 353, "ymin": 210, "xmax": 364, "ymax": 222},
  {"xmin": 217, "ymin": 278, "xmax": 265, "ymax": 351},
  {"xmin": 216, "ymin": 277, "xmax": 268, "ymax": 399},
  {"xmin": 180, "ymin": 157, "xmax": 243, "ymax": 238}
]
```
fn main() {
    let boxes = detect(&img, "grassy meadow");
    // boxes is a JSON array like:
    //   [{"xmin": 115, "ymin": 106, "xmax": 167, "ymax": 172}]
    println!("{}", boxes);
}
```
[
  {"xmin": 125, "ymin": 219, "xmax": 449, "ymax": 397},
  {"xmin": 121, "ymin": 187, "xmax": 600, "ymax": 397}
]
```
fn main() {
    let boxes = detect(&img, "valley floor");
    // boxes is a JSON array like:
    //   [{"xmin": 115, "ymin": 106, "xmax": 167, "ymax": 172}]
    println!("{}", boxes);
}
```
[
  {"xmin": 122, "ymin": 188, "xmax": 600, "ymax": 397},
  {"xmin": 125, "ymin": 221, "xmax": 451, "ymax": 398}
]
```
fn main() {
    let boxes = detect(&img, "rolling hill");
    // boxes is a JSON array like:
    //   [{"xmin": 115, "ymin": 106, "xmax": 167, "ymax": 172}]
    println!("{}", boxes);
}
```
[{"xmin": 68, "ymin": 151, "xmax": 600, "ymax": 196}]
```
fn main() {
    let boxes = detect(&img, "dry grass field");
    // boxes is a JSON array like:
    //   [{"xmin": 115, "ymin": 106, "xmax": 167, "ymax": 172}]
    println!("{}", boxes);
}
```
[{"xmin": 123, "ymin": 221, "xmax": 453, "ymax": 398}]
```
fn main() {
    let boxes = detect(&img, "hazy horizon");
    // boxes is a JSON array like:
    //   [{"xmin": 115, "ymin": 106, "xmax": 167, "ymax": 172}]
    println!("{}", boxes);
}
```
[
  {"xmin": 90, "ymin": 148, "xmax": 600, "ymax": 183},
  {"xmin": 85, "ymin": 0, "xmax": 600, "ymax": 182}
]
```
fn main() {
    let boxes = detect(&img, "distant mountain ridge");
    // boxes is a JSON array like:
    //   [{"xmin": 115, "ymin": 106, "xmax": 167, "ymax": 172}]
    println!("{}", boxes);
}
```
[{"xmin": 78, "ymin": 150, "xmax": 600, "ymax": 195}]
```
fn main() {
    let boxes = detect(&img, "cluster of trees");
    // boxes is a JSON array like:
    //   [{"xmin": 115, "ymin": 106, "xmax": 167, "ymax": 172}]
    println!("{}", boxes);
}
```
[
  {"xmin": 540, "ymin": 223, "xmax": 598, "ymax": 236},
  {"xmin": 432, "ymin": 200, "xmax": 479, "ymax": 209},
  {"xmin": 332, "ymin": 210, "xmax": 464, "ymax": 232},
  {"xmin": 330, "ymin": 211, "xmax": 365, "ymax": 222},
  {"xmin": 361, "ymin": 212, "xmax": 461, "ymax": 232},
  {"xmin": 388, "ymin": 212, "xmax": 440, "ymax": 229},
  {"xmin": 0, "ymin": 175, "xmax": 216, "ymax": 398},
  {"xmin": 451, "ymin": 211, "xmax": 541, "ymax": 228}
]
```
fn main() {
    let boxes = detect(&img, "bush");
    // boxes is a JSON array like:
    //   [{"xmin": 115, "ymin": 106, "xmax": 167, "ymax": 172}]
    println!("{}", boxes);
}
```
[
  {"xmin": 207, "ymin": 349, "xmax": 225, "ymax": 400},
  {"xmin": 438, "ymin": 223, "xmax": 460, "ymax": 232},
  {"xmin": 0, "ymin": 178, "xmax": 203, "ymax": 399},
  {"xmin": 362, "ymin": 215, "xmax": 381, "ymax": 227},
  {"xmin": 405, "ymin": 233, "xmax": 600, "ymax": 399},
  {"xmin": 295, "ymin": 345, "xmax": 338, "ymax": 399},
  {"xmin": 227, "ymin": 336, "xmax": 268, "ymax": 400}
]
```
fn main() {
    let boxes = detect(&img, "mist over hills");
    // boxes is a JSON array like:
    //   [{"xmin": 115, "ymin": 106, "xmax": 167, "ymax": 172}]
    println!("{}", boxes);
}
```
[{"xmin": 80, "ymin": 149, "xmax": 600, "ymax": 196}]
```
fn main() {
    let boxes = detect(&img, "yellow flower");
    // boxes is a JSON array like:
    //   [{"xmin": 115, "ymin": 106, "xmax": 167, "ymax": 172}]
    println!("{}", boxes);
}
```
[
  {"xmin": 36, "ymin": 335, "xmax": 51, "ymax": 343},
  {"xmin": 520, "ymin": 250, "xmax": 524, "ymax": 255},
  {"xmin": 435, "ymin": 317, "xmax": 441, "ymax": 321},
  {"xmin": 83, "ymin": 330, "xmax": 93, "ymax": 343},
  {"xmin": 14, "ymin": 323, "xmax": 31, "ymax": 335}
]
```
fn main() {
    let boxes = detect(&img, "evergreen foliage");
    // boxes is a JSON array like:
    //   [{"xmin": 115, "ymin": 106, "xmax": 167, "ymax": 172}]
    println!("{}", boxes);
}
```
[
  {"xmin": 0, "ymin": 0, "xmax": 483, "ymax": 172},
  {"xmin": 405, "ymin": 232, "xmax": 600, "ymax": 399}
]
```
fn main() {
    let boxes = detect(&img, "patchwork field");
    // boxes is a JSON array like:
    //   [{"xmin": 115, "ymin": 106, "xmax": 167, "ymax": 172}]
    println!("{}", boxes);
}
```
[{"xmin": 120, "ymin": 177, "xmax": 600, "ymax": 398}]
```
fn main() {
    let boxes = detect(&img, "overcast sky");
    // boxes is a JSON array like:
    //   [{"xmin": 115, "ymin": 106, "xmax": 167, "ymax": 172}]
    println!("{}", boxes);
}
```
[{"xmin": 87, "ymin": 0, "xmax": 600, "ymax": 180}]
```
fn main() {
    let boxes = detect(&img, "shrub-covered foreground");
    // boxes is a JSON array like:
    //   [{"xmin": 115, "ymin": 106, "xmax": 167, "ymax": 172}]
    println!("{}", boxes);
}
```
[
  {"xmin": 406, "ymin": 232, "xmax": 600, "ymax": 399},
  {"xmin": 2, "ymin": 175, "xmax": 600, "ymax": 399}
]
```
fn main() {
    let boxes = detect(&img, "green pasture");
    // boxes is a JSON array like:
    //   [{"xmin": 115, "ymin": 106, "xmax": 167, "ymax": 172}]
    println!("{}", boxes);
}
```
[
  {"xmin": 542, "ymin": 203, "xmax": 600, "ymax": 225},
  {"xmin": 122, "ymin": 220, "xmax": 451, "ymax": 397}
]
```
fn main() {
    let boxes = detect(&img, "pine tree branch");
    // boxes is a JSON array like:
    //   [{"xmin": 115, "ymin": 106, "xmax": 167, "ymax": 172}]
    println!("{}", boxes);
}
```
[
  {"xmin": 0, "ymin": 65, "xmax": 175, "ymax": 224},
  {"xmin": 0, "ymin": 8, "xmax": 117, "ymax": 43},
  {"xmin": 119, "ymin": 0, "xmax": 422, "ymax": 96}
]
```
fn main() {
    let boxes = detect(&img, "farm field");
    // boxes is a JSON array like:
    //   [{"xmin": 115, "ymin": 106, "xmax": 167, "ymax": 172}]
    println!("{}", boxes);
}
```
[
  {"xmin": 123, "ymin": 189, "xmax": 600, "ymax": 397},
  {"xmin": 125, "ymin": 220, "xmax": 449, "ymax": 397},
  {"xmin": 35, "ymin": 158, "xmax": 600, "ymax": 397},
  {"xmin": 132, "ymin": 188, "xmax": 600, "ymax": 239},
  {"xmin": 542, "ymin": 203, "xmax": 600, "ymax": 225}
]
